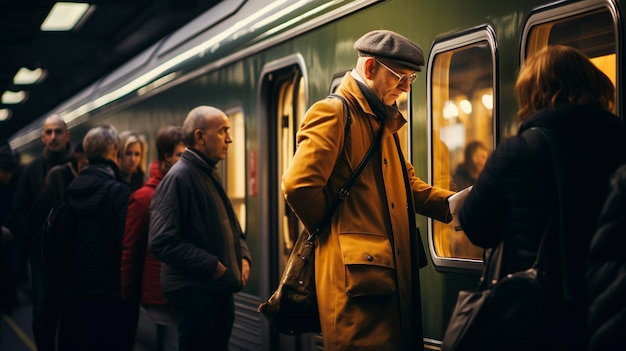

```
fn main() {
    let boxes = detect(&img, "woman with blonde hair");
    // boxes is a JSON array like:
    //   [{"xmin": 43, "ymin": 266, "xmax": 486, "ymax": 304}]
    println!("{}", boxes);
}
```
[
  {"xmin": 458, "ymin": 45, "xmax": 626, "ymax": 350},
  {"xmin": 118, "ymin": 131, "xmax": 147, "ymax": 191}
]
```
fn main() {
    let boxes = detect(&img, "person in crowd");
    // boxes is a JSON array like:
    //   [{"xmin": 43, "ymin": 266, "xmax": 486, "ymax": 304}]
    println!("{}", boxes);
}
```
[
  {"xmin": 119, "ymin": 130, "xmax": 147, "ymax": 192},
  {"xmin": 39, "ymin": 142, "xmax": 88, "ymax": 210},
  {"xmin": 33, "ymin": 142, "xmax": 88, "ymax": 348},
  {"xmin": 11, "ymin": 114, "xmax": 72, "ymax": 351},
  {"xmin": 459, "ymin": 45, "xmax": 626, "ymax": 350},
  {"xmin": 452, "ymin": 140, "xmax": 489, "ymax": 190},
  {"xmin": 120, "ymin": 126, "xmax": 185, "ymax": 350},
  {"xmin": 281, "ymin": 30, "xmax": 454, "ymax": 351},
  {"xmin": 586, "ymin": 163, "xmax": 626, "ymax": 351},
  {"xmin": 150, "ymin": 106, "xmax": 252, "ymax": 351},
  {"xmin": 0, "ymin": 140, "xmax": 19, "ymax": 314},
  {"xmin": 60, "ymin": 125, "xmax": 133, "ymax": 351}
]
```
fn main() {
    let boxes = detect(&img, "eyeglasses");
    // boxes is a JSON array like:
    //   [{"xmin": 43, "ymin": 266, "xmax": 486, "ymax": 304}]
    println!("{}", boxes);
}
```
[{"xmin": 375, "ymin": 59, "xmax": 418, "ymax": 85}]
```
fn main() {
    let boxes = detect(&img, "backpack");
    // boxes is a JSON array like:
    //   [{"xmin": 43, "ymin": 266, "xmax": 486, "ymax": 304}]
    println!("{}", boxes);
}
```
[{"xmin": 41, "ymin": 195, "xmax": 77, "ymax": 277}]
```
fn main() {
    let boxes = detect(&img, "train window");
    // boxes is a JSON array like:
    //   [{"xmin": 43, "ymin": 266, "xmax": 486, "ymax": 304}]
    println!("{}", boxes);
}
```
[
  {"xmin": 522, "ymin": 1, "xmax": 619, "ymax": 114},
  {"xmin": 428, "ymin": 26, "xmax": 497, "ymax": 269},
  {"xmin": 224, "ymin": 108, "xmax": 247, "ymax": 232}
]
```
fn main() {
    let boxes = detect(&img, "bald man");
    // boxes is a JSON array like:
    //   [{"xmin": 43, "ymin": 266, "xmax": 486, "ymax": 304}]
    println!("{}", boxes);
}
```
[
  {"xmin": 12, "ymin": 114, "xmax": 72, "ymax": 351},
  {"xmin": 149, "ymin": 106, "xmax": 251, "ymax": 351}
]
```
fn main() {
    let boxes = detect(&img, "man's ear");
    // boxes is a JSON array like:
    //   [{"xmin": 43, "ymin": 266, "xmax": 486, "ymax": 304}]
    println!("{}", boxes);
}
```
[
  {"xmin": 363, "ymin": 57, "xmax": 376, "ymax": 80},
  {"xmin": 194, "ymin": 129, "xmax": 204, "ymax": 145}
]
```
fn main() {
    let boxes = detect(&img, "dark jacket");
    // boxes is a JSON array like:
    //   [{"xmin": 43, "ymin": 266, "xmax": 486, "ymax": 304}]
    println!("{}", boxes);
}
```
[
  {"xmin": 459, "ymin": 104, "xmax": 626, "ymax": 349},
  {"xmin": 65, "ymin": 159, "xmax": 130, "ymax": 300},
  {"xmin": 120, "ymin": 161, "xmax": 167, "ymax": 305},
  {"xmin": 149, "ymin": 148, "xmax": 251, "ymax": 295},
  {"xmin": 586, "ymin": 163, "xmax": 626, "ymax": 351},
  {"xmin": 12, "ymin": 147, "xmax": 72, "ymax": 245},
  {"xmin": 121, "ymin": 170, "xmax": 145, "ymax": 193},
  {"xmin": 38, "ymin": 162, "xmax": 78, "ymax": 223}
]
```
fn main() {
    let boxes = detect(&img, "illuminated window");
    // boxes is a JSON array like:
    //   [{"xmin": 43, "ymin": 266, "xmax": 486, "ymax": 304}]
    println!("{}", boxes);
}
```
[
  {"xmin": 429, "ymin": 27, "xmax": 496, "ymax": 266},
  {"xmin": 523, "ymin": 3, "xmax": 618, "ymax": 114},
  {"xmin": 225, "ymin": 109, "xmax": 247, "ymax": 232}
]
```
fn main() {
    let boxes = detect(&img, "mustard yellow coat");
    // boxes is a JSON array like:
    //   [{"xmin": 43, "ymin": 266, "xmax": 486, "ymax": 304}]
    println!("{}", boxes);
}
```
[{"xmin": 282, "ymin": 72, "xmax": 453, "ymax": 351}]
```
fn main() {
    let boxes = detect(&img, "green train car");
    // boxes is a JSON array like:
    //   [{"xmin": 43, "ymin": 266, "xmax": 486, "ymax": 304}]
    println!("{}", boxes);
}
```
[{"xmin": 9, "ymin": 0, "xmax": 624, "ymax": 349}]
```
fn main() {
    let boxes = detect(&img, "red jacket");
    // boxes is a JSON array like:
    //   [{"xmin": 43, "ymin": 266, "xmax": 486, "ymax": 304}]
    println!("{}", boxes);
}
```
[{"xmin": 120, "ymin": 160, "xmax": 166, "ymax": 305}]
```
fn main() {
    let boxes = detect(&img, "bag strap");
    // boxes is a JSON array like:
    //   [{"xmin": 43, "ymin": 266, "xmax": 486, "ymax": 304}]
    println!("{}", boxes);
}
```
[
  {"xmin": 530, "ymin": 127, "xmax": 572, "ymax": 301},
  {"xmin": 481, "ymin": 127, "xmax": 569, "ymax": 295},
  {"xmin": 306, "ymin": 94, "xmax": 384, "ymax": 242}
]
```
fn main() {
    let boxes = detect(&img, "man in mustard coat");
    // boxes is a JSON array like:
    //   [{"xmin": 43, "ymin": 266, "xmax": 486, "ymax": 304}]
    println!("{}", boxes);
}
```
[{"xmin": 282, "ymin": 30, "xmax": 454, "ymax": 351}]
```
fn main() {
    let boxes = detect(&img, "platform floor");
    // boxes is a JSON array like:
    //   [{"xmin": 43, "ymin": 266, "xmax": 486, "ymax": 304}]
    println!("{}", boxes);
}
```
[{"xmin": 0, "ymin": 290, "xmax": 176, "ymax": 351}]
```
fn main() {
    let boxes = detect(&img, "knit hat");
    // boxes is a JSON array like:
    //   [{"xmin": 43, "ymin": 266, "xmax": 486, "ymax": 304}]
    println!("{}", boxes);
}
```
[
  {"xmin": 354, "ymin": 30, "xmax": 424, "ymax": 71},
  {"xmin": 0, "ymin": 140, "xmax": 16, "ymax": 171}
]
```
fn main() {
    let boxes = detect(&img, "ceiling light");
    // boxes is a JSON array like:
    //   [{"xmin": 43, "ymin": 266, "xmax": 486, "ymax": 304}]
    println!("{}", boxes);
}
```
[
  {"xmin": 13, "ymin": 68, "xmax": 45, "ymax": 85},
  {"xmin": 2, "ymin": 91, "xmax": 27, "ymax": 104},
  {"xmin": 0, "ymin": 109, "xmax": 11, "ymax": 121},
  {"xmin": 41, "ymin": 2, "xmax": 91, "ymax": 31}
]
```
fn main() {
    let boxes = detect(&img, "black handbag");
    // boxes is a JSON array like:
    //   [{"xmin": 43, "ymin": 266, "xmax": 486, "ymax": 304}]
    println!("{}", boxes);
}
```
[
  {"xmin": 441, "ymin": 127, "xmax": 568, "ymax": 350},
  {"xmin": 258, "ymin": 94, "xmax": 384, "ymax": 334},
  {"xmin": 441, "ymin": 241, "xmax": 555, "ymax": 351}
]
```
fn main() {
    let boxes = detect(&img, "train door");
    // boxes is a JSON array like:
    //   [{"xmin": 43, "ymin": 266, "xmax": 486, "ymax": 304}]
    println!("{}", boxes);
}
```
[
  {"xmin": 521, "ymin": 0, "xmax": 622, "ymax": 117},
  {"xmin": 258, "ymin": 54, "xmax": 319, "ymax": 351}
]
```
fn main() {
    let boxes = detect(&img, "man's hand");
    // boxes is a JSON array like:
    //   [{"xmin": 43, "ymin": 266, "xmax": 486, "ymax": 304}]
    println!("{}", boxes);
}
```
[
  {"xmin": 1, "ymin": 226, "xmax": 12, "ymax": 245},
  {"xmin": 212, "ymin": 261, "xmax": 227, "ymax": 280},
  {"xmin": 241, "ymin": 259, "xmax": 250, "ymax": 287}
]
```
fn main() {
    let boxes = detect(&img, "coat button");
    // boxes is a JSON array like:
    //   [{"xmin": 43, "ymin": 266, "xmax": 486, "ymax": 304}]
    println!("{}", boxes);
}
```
[{"xmin": 367, "ymin": 255, "xmax": 373, "ymax": 261}]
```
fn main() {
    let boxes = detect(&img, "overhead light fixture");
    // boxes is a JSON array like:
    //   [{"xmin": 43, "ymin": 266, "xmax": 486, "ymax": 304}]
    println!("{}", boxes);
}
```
[
  {"xmin": 0, "ymin": 109, "xmax": 11, "ymax": 121},
  {"xmin": 2, "ymin": 91, "xmax": 27, "ymax": 104},
  {"xmin": 41, "ymin": 2, "xmax": 92, "ymax": 31},
  {"xmin": 13, "ymin": 67, "xmax": 45, "ymax": 85}
]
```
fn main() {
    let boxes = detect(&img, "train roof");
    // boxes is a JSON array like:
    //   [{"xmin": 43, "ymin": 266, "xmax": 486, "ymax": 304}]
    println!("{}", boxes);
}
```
[
  {"xmin": 0, "ymin": 0, "xmax": 230, "ymax": 142},
  {"xmin": 7, "ymin": 0, "xmax": 377, "ymax": 149}
]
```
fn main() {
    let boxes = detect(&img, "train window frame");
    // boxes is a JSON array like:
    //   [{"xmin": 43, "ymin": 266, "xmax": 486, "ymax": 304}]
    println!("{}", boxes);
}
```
[
  {"xmin": 521, "ymin": 0, "xmax": 622, "ymax": 117},
  {"xmin": 329, "ymin": 72, "xmax": 347, "ymax": 93},
  {"xmin": 427, "ymin": 25, "xmax": 498, "ymax": 273}
]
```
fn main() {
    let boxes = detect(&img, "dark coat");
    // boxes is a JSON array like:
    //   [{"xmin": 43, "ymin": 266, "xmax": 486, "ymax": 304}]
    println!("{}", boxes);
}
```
[
  {"xmin": 459, "ymin": 104, "xmax": 626, "ymax": 350},
  {"xmin": 65, "ymin": 160, "xmax": 131, "ymax": 300},
  {"xmin": 149, "ymin": 148, "xmax": 251, "ymax": 295},
  {"xmin": 38, "ymin": 162, "xmax": 78, "ymax": 223},
  {"xmin": 586, "ymin": 163, "xmax": 626, "ymax": 351},
  {"xmin": 12, "ymin": 147, "xmax": 72, "ymax": 245}
]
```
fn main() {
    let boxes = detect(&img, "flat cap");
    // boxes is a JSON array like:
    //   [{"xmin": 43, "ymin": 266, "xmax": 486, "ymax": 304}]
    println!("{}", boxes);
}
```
[{"xmin": 354, "ymin": 30, "xmax": 424, "ymax": 72}]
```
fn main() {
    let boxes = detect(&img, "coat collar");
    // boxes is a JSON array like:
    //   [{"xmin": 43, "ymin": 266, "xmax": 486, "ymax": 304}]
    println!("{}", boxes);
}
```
[
  {"xmin": 518, "ymin": 104, "xmax": 620, "ymax": 136},
  {"xmin": 183, "ymin": 147, "xmax": 219, "ymax": 174},
  {"xmin": 341, "ymin": 71, "xmax": 407, "ymax": 133}
]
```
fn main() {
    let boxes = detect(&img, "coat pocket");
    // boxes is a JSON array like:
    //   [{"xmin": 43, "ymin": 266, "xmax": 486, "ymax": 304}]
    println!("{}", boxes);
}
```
[{"xmin": 338, "ymin": 232, "xmax": 396, "ymax": 297}]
